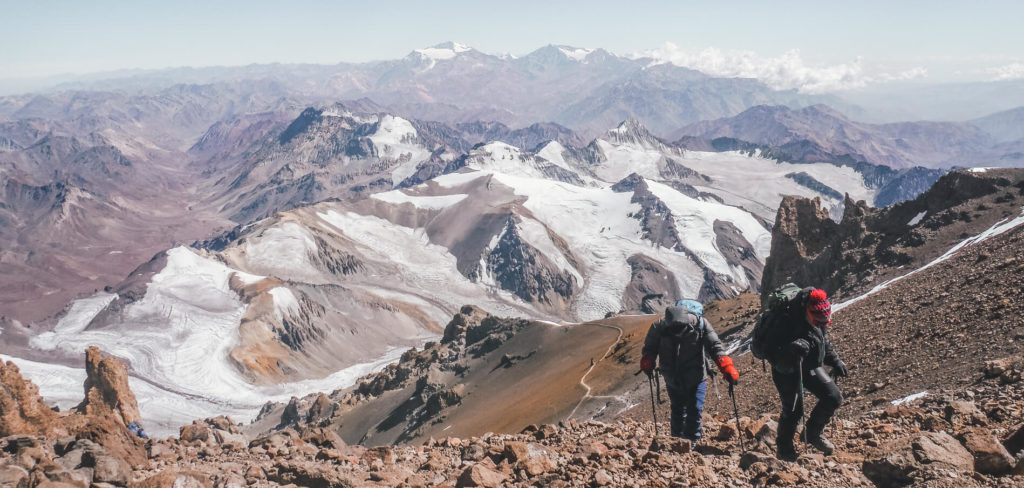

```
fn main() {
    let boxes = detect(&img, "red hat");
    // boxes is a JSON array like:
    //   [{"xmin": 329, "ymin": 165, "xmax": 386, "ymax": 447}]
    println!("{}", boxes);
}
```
[{"xmin": 806, "ymin": 289, "xmax": 831, "ymax": 327}]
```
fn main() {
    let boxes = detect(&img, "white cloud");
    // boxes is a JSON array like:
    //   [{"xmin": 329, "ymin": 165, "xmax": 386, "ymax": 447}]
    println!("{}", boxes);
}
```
[
  {"xmin": 635, "ymin": 43, "xmax": 927, "ymax": 94},
  {"xmin": 989, "ymin": 62, "xmax": 1024, "ymax": 81}
]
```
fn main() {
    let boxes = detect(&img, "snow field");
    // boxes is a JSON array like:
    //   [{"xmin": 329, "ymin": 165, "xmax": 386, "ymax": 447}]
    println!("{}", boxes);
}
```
[
  {"xmin": 315, "ymin": 209, "xmax": 529, "ymax": 321},
  {"xmin": 242, "ymin": 221, "xmax": 322, "ymax": 281},
  {"xmin": 16, "ymin": 246, "xmax": 422, "ymax": 436},
  {"xmin": 485, "ymin": 172, "xmax": 709, "ymax": 320},
  {"xmin": 646, "ymin": 179, "xmax": 772, "ymax": 283},
  {"xmin": 371, "ymin": 190, "xmax": 468, "ymax": 210},
  {"xmin": 535, "ymin": 141, "xmax": 574, "ymax": 172},
  {"xmin": 592, "ymin": 139, "xmax": 664, "ymax": 182},
  {"xmin": 415, "ymin": 43, "xmax": 471, "ymax": 61},
  {"xmin": 648, "ymin": 149, "xmax": 873, "ymax": 222}
]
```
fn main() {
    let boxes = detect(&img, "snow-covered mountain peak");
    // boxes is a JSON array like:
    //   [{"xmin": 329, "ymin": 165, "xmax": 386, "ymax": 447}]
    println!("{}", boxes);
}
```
[
  {"xmin": 370, "ymin": 115, "xmax": 418, "ymax": 145},
  {"xmin": 556, "ymin": 46, "xmax": 595, "ymax": 62},
  {"xmin": 413, "ymin": 41, "xmax": 474, "ymax": 61},
  {"xmin": 321, "ymin": 104, "xmax": 378, "ymax": 124},
  {"xmin": 599, "ymin": 118, "xmax": 663, "ymax": 148}
]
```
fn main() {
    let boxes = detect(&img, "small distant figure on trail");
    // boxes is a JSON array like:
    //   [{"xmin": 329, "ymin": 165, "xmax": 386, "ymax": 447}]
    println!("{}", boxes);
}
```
[
  {"xmin": 751, "ymin": 285, "xmax": 848, "ymax": 461},
  {"xmin": 640, "ymin": 299, "xmax": 739, "ymax": 446}
]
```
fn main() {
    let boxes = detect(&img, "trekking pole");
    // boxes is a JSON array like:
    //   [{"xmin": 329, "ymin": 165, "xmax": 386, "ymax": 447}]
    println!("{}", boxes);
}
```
[
  {"xmin": 636, "ymin": 369, "xmax": 658, "ymax": 436},
  {"xmin": 649, "ymin": 375, "xmax": 659, "ymax": 437},
  {"xmin": 831, "ymin": 376, "xmax": 840, "ymax": 440},
  {"xmin": 798, "ymin": 358, "xmax": 807, "ymax": 443},
  {"xmin": 729, "ymin": 383, "xmax": 747, "ymax": 455}
]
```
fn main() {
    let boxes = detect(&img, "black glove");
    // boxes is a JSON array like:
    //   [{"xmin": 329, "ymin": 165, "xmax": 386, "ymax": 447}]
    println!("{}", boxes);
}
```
[
  {"xmin": 789, "ymin": 339, "xmax": 810, "ymax": 358},
  {"xmin": 831, "ymin": 359, "xmax": 849, "ymax": 377}
]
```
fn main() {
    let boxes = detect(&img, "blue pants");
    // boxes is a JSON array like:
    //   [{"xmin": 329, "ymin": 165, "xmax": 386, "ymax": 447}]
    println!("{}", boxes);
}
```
[{"xmin": 665, "ymin": 379, "xmax": 706, "ymax": 440}]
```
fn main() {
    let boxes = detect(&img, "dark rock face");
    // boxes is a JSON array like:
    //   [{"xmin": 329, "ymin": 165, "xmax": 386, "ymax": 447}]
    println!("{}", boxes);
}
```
[
  {"xmin": 874, "ymin": 167, "xmax": 945, "ymax": 207},
  {"xmin": 785, "ymin": 172, "xmax": 843, "ymax": 200},
  {"xmin": 614, "ymin": 174, "xmax": 684, "ymax": 252},
  {"xmin": 483, "ymin": 218, "xmax": 575, "ymax": 305},
  {"xmin": 620, "ymin": 255, "xmax": 682, "ymax": 314},
  {"xmin": 713, "ymin": 220, "xmax": 762, "ymax": 294}
]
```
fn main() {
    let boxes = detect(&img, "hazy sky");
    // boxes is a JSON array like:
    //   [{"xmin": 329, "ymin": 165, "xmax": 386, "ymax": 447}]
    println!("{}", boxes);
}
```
[{"xmin": 2, "ymin": 0, "xmax": 1023, "ymax": 89}]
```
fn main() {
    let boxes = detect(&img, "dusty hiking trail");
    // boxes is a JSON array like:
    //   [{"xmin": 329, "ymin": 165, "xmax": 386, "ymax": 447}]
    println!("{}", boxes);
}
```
[{"xmin": 567, "ymin": 322, "xmax": 625, "ymax": 420}]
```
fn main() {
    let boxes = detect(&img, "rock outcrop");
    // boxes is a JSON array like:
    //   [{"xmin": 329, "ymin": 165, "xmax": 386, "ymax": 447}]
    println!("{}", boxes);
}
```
[
  {"xmin": 77, "ymin": 346, "xmax": 141, "ymax": 426},
  {"xmin": 761, "ymin": 168, "xmax": 1024, "ymax": 302},
  {"xmin": 0, "ymin": 361, "xmax": 61, "ymax": 437}
]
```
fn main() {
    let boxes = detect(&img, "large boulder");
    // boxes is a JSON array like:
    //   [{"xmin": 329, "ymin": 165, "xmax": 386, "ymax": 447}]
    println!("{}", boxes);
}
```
[
  {"xmin": 0, "ymin": 361, "xmax": 62, "ymax": 437},
  {"xmin": 911, "ymin": 432, "xmax": 974, "ymax": 471},
  {"xmin": 863, "ymin": 432, "xmax": 975, "ymax": 487},
  {"xmin": 960, "ymin": 429, "xmax": 1015, "ymax": 476},
  {"xmin": 456, "ymin": 461, "xmax": 508, "ymax": 488},
  {"xmin": 503, "ymin": 441, "xmax": 558, "ymax": 475}
]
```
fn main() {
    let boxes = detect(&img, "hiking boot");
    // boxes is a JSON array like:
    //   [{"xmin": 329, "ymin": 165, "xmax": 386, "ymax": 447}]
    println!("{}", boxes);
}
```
[
  {"xmin": 808, "ymin": 433, "xmax": 835, "ymax": 455},
  {"xmin": 776, "ymin": 442, "xmax": 798, "ymax": 462}
]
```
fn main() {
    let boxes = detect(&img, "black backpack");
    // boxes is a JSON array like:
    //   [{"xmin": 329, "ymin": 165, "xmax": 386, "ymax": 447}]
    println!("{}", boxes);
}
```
[{"xmin": 750, "ymin": 283, "xmax": 803, "ymax": 360}]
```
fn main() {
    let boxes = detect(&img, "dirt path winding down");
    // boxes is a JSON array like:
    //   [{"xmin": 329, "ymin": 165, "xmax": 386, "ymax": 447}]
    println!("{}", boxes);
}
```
[{"xmin": 566, "ymin": 322, "xmax": 624, "ymax": 420}]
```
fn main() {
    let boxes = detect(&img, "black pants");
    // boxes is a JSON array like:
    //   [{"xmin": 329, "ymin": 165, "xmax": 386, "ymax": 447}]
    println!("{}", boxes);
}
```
[
  {"xmin": 665, "ymin": 379, "xmax": 707, "ymax": 440},
  {"xmin": 772, "ymin": 366, "xmax": 842, "ymax": 446}
]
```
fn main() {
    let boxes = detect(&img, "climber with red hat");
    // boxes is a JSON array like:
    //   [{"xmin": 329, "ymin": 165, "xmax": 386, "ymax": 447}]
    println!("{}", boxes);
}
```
[{"xmin": 762, "ymin": 287, "xmax": 848, "ymax": 461}]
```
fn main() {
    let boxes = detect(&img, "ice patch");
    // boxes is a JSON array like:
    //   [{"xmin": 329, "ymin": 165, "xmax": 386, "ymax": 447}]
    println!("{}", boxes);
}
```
[
  {"xmin": 372, "ymin": 191, "xmax": 468, "ymax": 210},
  {"xmin": 269, "ymin": 287, "xmax": 300, "ymax": 321},
  {"xmin": 892, "ymin": 391, "xmax": 928, "ymax": 405},
  {"xmin": 432, "ymin": 170, "xmax": 486, "ymax": 189},
  {"xmin": 968, "ymin": 167, "xmax": 993, "ymax": 173},
  {"xmin": 315, "ymin": 209, "xmax": 528, "ymax": 319},
  {"xmin": 908, "ymin": 211, "xmax": 927, "ymax": 226}
]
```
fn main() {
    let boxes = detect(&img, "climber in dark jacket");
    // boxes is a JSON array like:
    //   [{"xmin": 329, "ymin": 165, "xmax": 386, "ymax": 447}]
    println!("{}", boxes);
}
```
[
  {"xmin": 765, "ymin": 288, "xmax": 848, "ymax": 460},
  {"xmin": 640, "ymin": 300, "xmax": 739, "ymax": 445}
]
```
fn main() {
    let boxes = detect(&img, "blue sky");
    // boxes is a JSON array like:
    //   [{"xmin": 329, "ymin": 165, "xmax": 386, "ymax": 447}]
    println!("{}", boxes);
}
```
[{"xmin": 2, "ymin": 0, "xmax": 1022, "ymax": 86}]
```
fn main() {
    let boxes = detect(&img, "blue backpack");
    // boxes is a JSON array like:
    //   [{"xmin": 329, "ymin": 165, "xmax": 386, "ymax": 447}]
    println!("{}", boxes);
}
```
[{"xmin": 675, "ymin": 299, "xmax": 704, "ymax": 320}]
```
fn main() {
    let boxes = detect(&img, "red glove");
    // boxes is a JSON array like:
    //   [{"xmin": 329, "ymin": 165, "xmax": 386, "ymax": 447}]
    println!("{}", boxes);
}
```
[
  {"xmin": 717, "ymin": 356, "xmax": 739, "ymax": 385},
  {"xmin": 640, "ymin": 356, "xmax": 655, "ymax": 376}
]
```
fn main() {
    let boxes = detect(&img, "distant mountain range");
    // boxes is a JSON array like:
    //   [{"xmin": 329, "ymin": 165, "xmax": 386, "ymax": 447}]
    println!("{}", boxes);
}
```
[
  {"xmin": 6, "ymin": 42, "xmax": 850, "ymax": 138},
  {"xmin": 674, "ymin": 104, "xmax": 1024, "ymax": 169}
]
